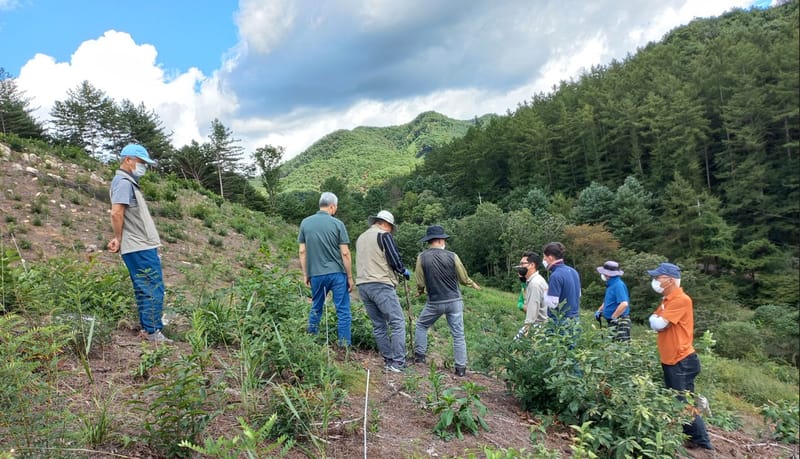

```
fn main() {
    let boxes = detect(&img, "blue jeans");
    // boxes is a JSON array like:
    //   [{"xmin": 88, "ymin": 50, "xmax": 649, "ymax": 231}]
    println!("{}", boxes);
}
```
[
  {"xmin": 662, "ymin": 353, "xmax": 712, "ymax": 448},
  {"xmin": 309, "ymin": 272, "xmax": 351, "ymax": 346},
  {"xmin": 358, "ymin": 282, "xmax": 406, "ymax": 367},
  {"xmin": 414, "ymin": 299, "xmax": 467, "ymax": 368},
  {"xmin": 121, "ymin": 248, "xmax": 164, "ymax": 334}
]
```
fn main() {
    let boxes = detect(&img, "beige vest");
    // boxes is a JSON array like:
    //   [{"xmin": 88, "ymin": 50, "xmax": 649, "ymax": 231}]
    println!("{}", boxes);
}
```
[{"xmin": 356, "ymin": 225, "xmax": 397, "ymax": 287}]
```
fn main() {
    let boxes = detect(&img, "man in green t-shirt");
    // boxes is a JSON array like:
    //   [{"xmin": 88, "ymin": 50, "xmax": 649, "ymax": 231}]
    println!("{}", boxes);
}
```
[{"xmin": 298, "ymin": 192, "xmax": 354, "ymax": 346}]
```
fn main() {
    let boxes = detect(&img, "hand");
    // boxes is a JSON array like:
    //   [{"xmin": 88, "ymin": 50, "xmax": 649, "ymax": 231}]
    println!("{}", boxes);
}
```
[
  {"xmin": 594, "ymin": 310, "xmax": 601, "ymax": 320},
  {"xmin": 403, "ymin": 268, "xmax": 411, "ymax": 280},
  {"xmin": 107, "ymin": 237, "xmax": 120, "ymax": 253}
]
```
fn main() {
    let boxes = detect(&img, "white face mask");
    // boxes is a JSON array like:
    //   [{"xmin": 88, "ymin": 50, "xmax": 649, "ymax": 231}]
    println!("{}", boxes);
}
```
[
  {"xmin": 651, "ymin": 279, "xmax": 665, "ymax": 294},
  {"xmin": 133, "ymin": 163, "xmax": 147, "ymax": 178},
  {"xmin": 601, "ymin": 274, "xmax": 608, "ymax": 282},
  {"xmin": 542, "ymin": 260, "xmax": 549, "ymax": 269}
]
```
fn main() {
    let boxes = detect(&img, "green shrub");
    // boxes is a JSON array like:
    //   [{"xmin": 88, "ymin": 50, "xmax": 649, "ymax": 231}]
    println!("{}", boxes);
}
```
[
  {"xmin": 702, "ymin": 356, "xmax": 799, "ymax": 406},
  {"xmin": 753, "ymin": 304, "xmax": 800, "ymax": 365},
  {"xmin": 501, "ymin": 324, "xmax": 687, "ymax": 458},
  {"xmin": 155, "ymin": 201, "xmax": 183, "ymax": 219},
  {"xmin": 190, "ymin": 204, "xmax": 212, "ymax": 220},
  {"xmin": 761, "ymin": 400, "xmax": 799, "ymax": 444},
  {"xmin": 180, "ymin": 414, "xmax": 294, "ymax": 457},
  {"xmin": 131, "ymin": 350, "xmax": 221, "ymax": 458},
  {"xmin": 429, "ymin": 380, "xmax": 490, "ymax": 440},
  {"xmin": 713, "ymin": 321, "xmax": 763, "ymax": 360}
]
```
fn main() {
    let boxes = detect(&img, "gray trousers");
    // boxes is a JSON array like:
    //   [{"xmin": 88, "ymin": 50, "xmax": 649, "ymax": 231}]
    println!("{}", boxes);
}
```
[
  {"xmin": 358, "ymin": 282, "xmax": 407, "ymax": 366},
  {"xmin": 414, "ymin": 299, "xmax": 467, "ymax": 368}
]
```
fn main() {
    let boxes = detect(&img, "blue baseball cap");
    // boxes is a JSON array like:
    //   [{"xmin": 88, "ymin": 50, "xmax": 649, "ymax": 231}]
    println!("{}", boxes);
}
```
[
  {"xmin": 647, "ymin": 262, "xmax": 681, "ymax": 278},
  {"xmin": 120, "ymin": 143, "xmax": 155, "ymax": 164}
]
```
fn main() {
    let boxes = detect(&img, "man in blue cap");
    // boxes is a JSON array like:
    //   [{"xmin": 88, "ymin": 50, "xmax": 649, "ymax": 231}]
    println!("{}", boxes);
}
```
[
  {"xmin": 107, "ymin": 144, "xmax": 171, "ymax": 343},
  {"xmin": 413, "ymin": 225, "xmax": 481, "ymax": 377},
  {"xmin": 647, "ymin": 262, "xmax": 712, "ymax": 450}
]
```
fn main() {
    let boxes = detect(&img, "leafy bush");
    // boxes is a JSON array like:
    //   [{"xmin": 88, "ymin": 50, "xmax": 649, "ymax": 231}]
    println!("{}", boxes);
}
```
[
  {"xmin": 180, "ymin": 414, "xmax": 294, "ymax": 458},
  {"xmin": 131, "ymin": 350, "xmax": 221, "ymax": 458},
  {"xmin": 501, "ymin": 325, "xmax": 688, "ymax": 458},
  {"xmin": 713, "ymin": 321, "xmax": 763, "ymax": 360},
  {"xmin": 0, "ymin": 314, "xmax": 77, "ymax": 452},
  {"xmin": 429, "ymin": 381, "xmax": 490, "ymax": 440},
  {"xmin": 753, "ymin": 304, "xmax": 800, "ymax": 365},
  {"xmin": 761, "ymin": 400, "xmax": 799, "ymax": 444}
]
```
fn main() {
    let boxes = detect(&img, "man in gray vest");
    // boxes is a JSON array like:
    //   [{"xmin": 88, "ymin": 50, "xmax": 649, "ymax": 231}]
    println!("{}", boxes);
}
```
[
  {"xmin": 107, "ymin": 144, "xmax": 171, "ymax": 343},
  {"xmin": 414, "ymin": 225, "xmax": 480, "ymax": 377},
  {"xmin": 355, "ymin": 210, "xmax": 411, "ymax": 372}
]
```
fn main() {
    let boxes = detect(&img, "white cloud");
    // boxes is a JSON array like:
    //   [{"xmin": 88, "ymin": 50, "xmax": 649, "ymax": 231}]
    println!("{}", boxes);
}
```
[
  {"xmin": 0, "ymin": 0, "xmax": 19, "ymax": 11},
  {"xmin": 235, "ymin": 0, "xmax": 296, "ymax": 54},
  {"xmin": 16, "ymin": 30, "xmax": 237, "ymax": 148},
  {"xmin": 13, "ymin": 0, "xmax": 760, "ymax": 162}
]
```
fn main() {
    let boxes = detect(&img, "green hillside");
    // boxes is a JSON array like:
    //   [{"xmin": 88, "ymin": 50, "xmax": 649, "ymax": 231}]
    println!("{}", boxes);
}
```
[{"xmin": 279, "ymin": 111, "xmax": 493, "ymax": 192}]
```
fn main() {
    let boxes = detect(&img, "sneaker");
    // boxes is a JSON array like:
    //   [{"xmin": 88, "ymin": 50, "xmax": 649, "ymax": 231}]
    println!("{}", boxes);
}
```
[
  {"xmin": 146, "ymin": 330, "xmax": 173, "ymax": 343},
  {"xmin": 454, "ymin": 366, "xmax": 466, "ymax": 377},
  {"xmin": 696, "ymin": 395, "xmax": 712, "ymax": 416},
  {"xmin": 413, "ymin": 353, "xmax": 426, "ymax": 364},
  {"xmin": 385, "ymin": 364, "xmax": 404, "ymax": 373}
]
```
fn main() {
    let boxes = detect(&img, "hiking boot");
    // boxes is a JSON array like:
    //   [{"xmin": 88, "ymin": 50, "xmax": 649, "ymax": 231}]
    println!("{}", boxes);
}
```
[
  {"xmin": 413, "ymin": 353, "xmax": 426, "ymax": 364},
  {"xmin": 454, "ymin": 366, "xmax": 466, "ymax": 377},
  {"xmin": 146, "ymin": 330, "xmax": 173, "ymax": 343}
]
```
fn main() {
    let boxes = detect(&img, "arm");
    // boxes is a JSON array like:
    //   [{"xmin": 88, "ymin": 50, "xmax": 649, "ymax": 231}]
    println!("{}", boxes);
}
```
[
  {"xmin": 415, "ymin": 255, "xmax": 426, "ymax": 295},
  {"xmin": 340, "ymin": 244, "xmax": 353, "ymax": 292},
  {"xmin": 378, "ymin": 232, "xmax": 405, "ymax": 274},
  {"xmin": 649, "ymin": 314, "xmax": 670, "ymax": 331},
  {"xmin": 453, "ymin": 254, "xmax": 480, "ymax": 290},
  {"xmin": 107, "ymin": 203, "xmax": 126, "ymax": 253},
  {"xmin": 298, "ymin": 243, "xmax": 309, "ymax": 286},
  {"xmin": 611, "ymin": 301, "xmax": 628, "ymax": 319},
  {"xmin": 524, "ymin": 282, "xmax": 543, "ymax": 324}
]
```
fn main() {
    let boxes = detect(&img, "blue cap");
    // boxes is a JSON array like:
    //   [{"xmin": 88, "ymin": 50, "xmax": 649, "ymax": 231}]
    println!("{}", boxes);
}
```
[
  {"xmin": 647, "ymin": 262, "xmax": 681, "ymax": 278},
  {"xmin": 120, "ymin": 143, "xmax": 155, "ymax": 164}
]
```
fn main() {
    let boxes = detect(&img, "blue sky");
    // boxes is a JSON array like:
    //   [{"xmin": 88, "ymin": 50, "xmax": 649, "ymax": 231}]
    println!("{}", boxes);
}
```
[
  {"xmin": 0, "ymin": 0, "xmax": 774, "ymax": 160},
  {"xmin": 1, "ymin": 1, "xmax": 238, "ymax": 76}
]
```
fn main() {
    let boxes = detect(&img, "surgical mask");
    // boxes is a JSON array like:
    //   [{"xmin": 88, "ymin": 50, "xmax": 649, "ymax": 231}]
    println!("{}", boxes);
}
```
[
  {"xmin": 515, "ymin": 266, "xmax": 528, "ymax": 277},
  {"xmin": 600, "ymin": 274, "xmax": 608, "ymax": 282},
  {"xmin": 541, "ymin": 260, "xmax": 549, "ymax": 269},
  {"xmin": 651, "ymin": 279, "xmax": 665, "ymax": 294},
  {"xmin": 132, "ymin": 163, "xmax": 147, "ymax": 178}
]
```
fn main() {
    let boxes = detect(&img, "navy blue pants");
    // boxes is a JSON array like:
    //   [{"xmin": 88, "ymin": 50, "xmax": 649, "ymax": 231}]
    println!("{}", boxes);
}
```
[{"xmin": 662, "ymin": 353, "xmax": 712, "ymax": 448}]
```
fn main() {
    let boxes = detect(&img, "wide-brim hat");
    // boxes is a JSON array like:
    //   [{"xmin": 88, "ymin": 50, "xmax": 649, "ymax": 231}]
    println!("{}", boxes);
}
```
[
  {"xmin": 596, "ymin": 260, "xmax": 624, "ymax": 277},
  {"xmin": 420, "ymin": 225, "xmax": 450, "ymax": 242},
  {"xmin": 368, "ymin": 210, "xmax": 395, "ymax": 228}
]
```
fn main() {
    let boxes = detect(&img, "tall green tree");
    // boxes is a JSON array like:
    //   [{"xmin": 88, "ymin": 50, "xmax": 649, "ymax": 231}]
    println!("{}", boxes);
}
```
[
  {"xmin": 253, "ymin": 144, "xmax": 284, "ymax": 214},
  {"xmin": 0, "ymin": 68, "xmax": 44, "ymax": 139},
  {"xmin": 50, "ymin": 81, "xmax": 116, "ymax": 158},
  {"xmin": 108, "ymin": 99, "xmax": 173, "ymax": 159},
  {"xmin": 208, "ymin": 118, "xmax": 244, "ymax": 199}
]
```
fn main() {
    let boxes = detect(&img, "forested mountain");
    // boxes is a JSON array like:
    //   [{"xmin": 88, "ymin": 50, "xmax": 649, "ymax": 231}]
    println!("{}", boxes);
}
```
[
  {"xmin": 278, "ymin": 111, "xmax": 493, "ymax": 192},
  {"xmin": 418, "ymin": 2, "xmax": 798, "ymax": 251}
]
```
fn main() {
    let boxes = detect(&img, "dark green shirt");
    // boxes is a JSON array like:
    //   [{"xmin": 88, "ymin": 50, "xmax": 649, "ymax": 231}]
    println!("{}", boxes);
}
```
[{"xmin": 298, "ymin": 211, "xmax": 350, "ymax": 277}]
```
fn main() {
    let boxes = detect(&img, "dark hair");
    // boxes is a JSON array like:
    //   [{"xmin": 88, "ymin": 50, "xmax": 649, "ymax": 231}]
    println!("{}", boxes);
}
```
[
  {"xmin": 522, "ymin": 251, "xmax": 541, "ymax": 265},
  {"xmin": 542, "ymin": 242, "xmax": 565, "ymax": 259}
]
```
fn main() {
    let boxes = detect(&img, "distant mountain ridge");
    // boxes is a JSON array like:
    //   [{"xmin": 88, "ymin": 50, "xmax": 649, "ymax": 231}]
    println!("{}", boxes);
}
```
[{"xmin": 279, "ymin": 111, "xmax": 494, "ymax": 192}]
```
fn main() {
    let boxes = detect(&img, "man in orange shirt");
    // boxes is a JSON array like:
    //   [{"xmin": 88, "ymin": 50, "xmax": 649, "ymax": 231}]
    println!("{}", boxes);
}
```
[{"xmin": 648, "ymin": 262, "xmax": 713, "ymax": 450}]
